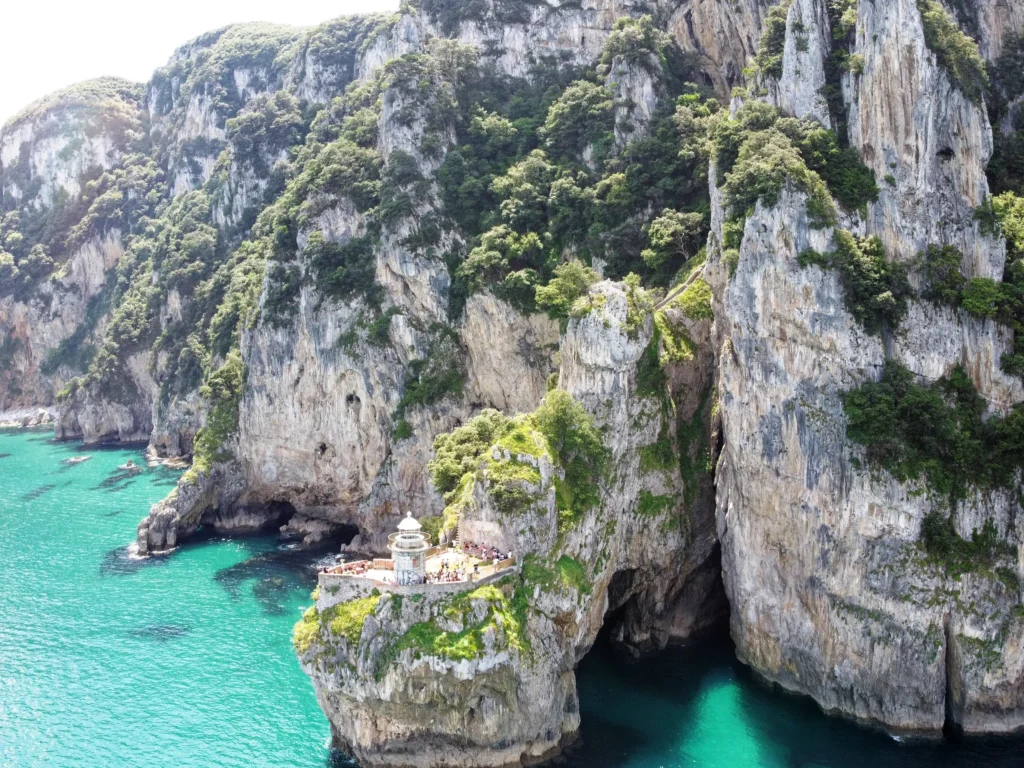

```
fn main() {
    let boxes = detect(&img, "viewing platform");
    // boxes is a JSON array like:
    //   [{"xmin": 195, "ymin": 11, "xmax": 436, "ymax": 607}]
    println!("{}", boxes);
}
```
[{"xmin": 315, "ymin": 513, "xmax": 518, "ymax": 608}]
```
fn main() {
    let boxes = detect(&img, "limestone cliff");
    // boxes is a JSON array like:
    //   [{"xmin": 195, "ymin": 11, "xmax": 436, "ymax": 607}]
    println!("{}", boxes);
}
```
[
  {"xmin": 295, "ymin": 281, "xmax": 723, "ymax": 767},
  {"xmin": 710, "ymin": 0, "xmax": 1024, "ymax": 737},
  {"xmin": 5, "ymin": 0, "xmax": 1024, "ymax": 762},
  {"xmin": 0, "ymin": 79, "xmax": 142, "ymax": 413}
]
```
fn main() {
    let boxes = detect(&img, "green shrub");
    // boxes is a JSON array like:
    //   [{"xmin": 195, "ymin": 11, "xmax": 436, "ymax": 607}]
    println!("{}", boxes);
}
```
[
  {"xmin": 225, "ymin": 91, "xmax": 304, "ymax": 172},
  {"xmin": 555, "ymin": 555, "xmax": 591, "ymax": 594},
  {"xmin": 677, "ymin": 386, "xmax": 712, "ymax": 506},
  {"xmin": 542, "ymin": 81, "xmax": 615, "ymax": 162},
  {"xmin": 307, "ymin": 231, "xmax": 382, "ymax": 307},
  {"xmin": 190, "ymin": 351, "xmax": 245, "ymax": 474},
  {"xmin": 637, "ymin": 490, "xmax": 675, "ymax": 517},
  {"xmin": 641, "ymin": 210, "xmax": 706, "ymax": 271},
  {"xmin": 722, "ymin": 129, "xmax": 808, "ymax": 214},
  {"xmin": 322, "ymin": 595, "xmax": 381, "ymax": 645},
  {"xmin": 920, "ymin": 513, "xmax": 1014, "ymax": 579},
  {"xmin": 0, "ymin": 336, "xmax": 22, "ymax": 373},
  {"xmin": 755, "ymin": 0, "xmax": 795, "ymax": 79},
  {"xmin": 292, "ymin": 606, "xmax": 321, "ymax": 654},
  {"xmin": 636, "ymin": 329, "xmax": 668, "ymax": 400},
  {"xmin": 521, "ymin": 554, "xmax": 591, "ymax": 594},
  {"xmin": 978, "ymin": 192, "xmax": 1024, "ymax": 375},
  {"xmin": 640, "ymin": 415, "xmax": 676, "ymax": 474},
  {"xmin": 378, "ymin": 583, "xmax": 527, "ymax": 673},
  {"xmin": 395, "ymin": 327, "xmax": 466, "ymax": 416},
  {"xmin": 961, "ymin": 278, "xmax": 1002, "ymax": 317},
  {"xmin": 429, "ymin": 409, "xmax": 510, "ymax": 495},
  {"xmin": 821, "ymin": 0, "xmax": 859, "ymax": 138},
  {"xmin": 781, "ymin": 120, "xmax": 878, "ymax": 212},
  {"xmin": 487, "ymin": 458, "xmax": 542, "ymax": 514},
  {"xmin": 654, "ymin": 309, "xmax": 697, "ymax": 363},
  {"xmin": 623, "ymin": 273, "xmax": 655, "ymax": 336},
  {"xmin": 917, "ymin": 0, "xmax": 989, "ymax": 106},
  {"xmin": 534, "ymin": 390, "xmax": 608, "ymax": 521},
  {"xmin": 677, "ymin": 277, "xmax": 713, "ymax": 320},
  {"xmin": 534, "ymin": 260, "xmax": 600, "ymax": 319},
  {"xmin": 798, "ymin": 230, "xmax": 911, "ymax": 335},
  {"xmin": 798, "ymin": 248, "xmax": 830, "ymax": 268},
  {"xmin": 392, "ymin": 419, "xmax": 414, "ymax": 441},
  {"xmin": 262, "ymin": 262, "xmax": 302, "ymax": 327},
  {"xmin": 842, "ymin": 360, "xmax": 1024, "ymax": 500},
  {"xmin": 599, "ymin": 16, "xmax": 669, "ymax": 74},
  {"xmin": 920, "ymin": 244, "xmax": 966, "ymax": 306}
]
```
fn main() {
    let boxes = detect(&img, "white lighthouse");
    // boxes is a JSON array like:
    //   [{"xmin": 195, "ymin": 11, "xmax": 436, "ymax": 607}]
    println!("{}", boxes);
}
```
[{"xmin": 389, "ymin": 513, "xmax": 429, "ymax": 585}]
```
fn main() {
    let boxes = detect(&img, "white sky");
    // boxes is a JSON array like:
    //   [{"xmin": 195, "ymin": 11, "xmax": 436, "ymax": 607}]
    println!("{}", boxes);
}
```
[{"xmin": 0, "ymin": 0, "xmax": 400, "ymax": 124}]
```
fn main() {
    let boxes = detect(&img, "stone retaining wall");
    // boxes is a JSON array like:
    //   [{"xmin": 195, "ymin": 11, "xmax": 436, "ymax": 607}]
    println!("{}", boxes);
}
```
[{"xmin": 315, "ymin": 564, "xmax": 519, "ymax": 611}]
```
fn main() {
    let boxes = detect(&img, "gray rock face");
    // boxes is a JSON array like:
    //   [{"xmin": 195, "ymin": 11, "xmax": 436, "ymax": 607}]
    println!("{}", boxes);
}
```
[
  {"xmin": 710, "ymin": 0, "xmax": 1024, "ymax": 737},
  {"xmin": 666, "ymin": 0, "xmax": 770, "ymax": 96},
  {"xmin": 850, "ymin": 0, "xmax": 1002, "ymax": 278},
  {"xmin": 767, "ymin": 0, "xmax": 832, "ymax": 126},
  {"xmin": 298, "ymin": 280, "xmax": 722, "ymax": 767},
  {"xmin": 135, "ymin": 461, "xmax": 249, "ymax": 554},
  {"xmin": 0, "ymin": 231, "xmax": 124, "ymax": 411}
]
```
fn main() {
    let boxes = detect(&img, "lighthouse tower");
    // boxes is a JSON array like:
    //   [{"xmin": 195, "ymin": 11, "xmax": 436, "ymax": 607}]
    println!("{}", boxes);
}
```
[{"xmin": 389, "ymin": 513, "xmax": 429, "ymax": 585}]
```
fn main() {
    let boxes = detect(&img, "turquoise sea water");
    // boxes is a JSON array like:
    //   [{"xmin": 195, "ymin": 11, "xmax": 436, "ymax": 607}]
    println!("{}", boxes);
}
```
[
  {"xmin": 2, "ymin": 428, "xmax": 1022, "ymax": 767},
  {"xmin": 0, "ymin": 429, "xmax": 333, "ymax": 767}
]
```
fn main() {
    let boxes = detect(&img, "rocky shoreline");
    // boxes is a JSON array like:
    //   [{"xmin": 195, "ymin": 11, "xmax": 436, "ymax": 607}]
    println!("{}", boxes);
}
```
[{"xmin": 0, "ymin": 407, "xmax": 56, "ymax": 430}]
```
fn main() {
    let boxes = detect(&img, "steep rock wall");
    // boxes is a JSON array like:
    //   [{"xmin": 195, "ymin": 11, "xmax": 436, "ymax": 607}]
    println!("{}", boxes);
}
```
[
  {"xmin": 712, "ymin": 0, "xmax": 1024, "ymax": 736},
  {"xmin": 297, "ymin": 280, "xmax": 723, "ymax": 767}
]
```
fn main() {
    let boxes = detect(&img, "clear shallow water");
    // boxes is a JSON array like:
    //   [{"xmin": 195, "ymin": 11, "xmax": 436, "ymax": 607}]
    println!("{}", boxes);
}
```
[
  {"xmin": 0, "ymin": 429, "xmax": 333, "ymax": 767},
  {"xmin": 2, "ymin": 428, "xmax": 1022, "ymax": 768}
]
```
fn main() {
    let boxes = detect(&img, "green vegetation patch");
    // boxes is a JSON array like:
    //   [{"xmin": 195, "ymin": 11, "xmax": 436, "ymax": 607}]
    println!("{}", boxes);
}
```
[
  {"xmin": 430, "ymin": 409, "xmax": 512, "ymax": 495},
  {"xmin": 187, "ymin": 351, "xmax": 245, "ymax": 479},
  {"xmin": 394, "ymin": 326, "xmax": 466, "ymax": 427},
  {"xmin": 429, "ymin": 391, "xmax": 606, "ymax": 534},
  {"xmin": 435, "ymin": 25, "xmax": 713, "ymax": 308},
  {"xmin": 654, "ymin": 310, "xmax": 696, "ymax": 364},
  {"xmin": 599, "ymin": 15, "xmax": 671, "ymax": 75},
  {"xmin": 0, "ymin": 336, "xmax": 23, "ymax": 373},
  {"xmin": 821, "ymin": 0, "xmax": 859, "ymax": 140},
  {"xmin": 677, "ymin": 386, "xmax": 713, "ymax": 507},
  {"xmin": 698, "ymin": 100, "xmax": 878, "ymax": 267},
  {"xmin": 535, "ymin": 390, "xmax": 608, "ymax": 530},
  {"xmin": 636, "ymin": 326, "xmax": 669, "ymax": 400},
  {"xmin": 322, "ymin": 594, "xmax": 382, "ymax": 645},
  {"xmin": 842, "ymin": 360, "xmax": 1024, "ymax": 502},
  {"xmin": 496, "ymin": 416, "xmax": 548, "ymax": 458},
  {"xmin": 640, "ymin": 416, "xmax": 677, "ymax": 476},
  {"xmin": 798, "ymin": 230, "xmax": 911, "ymax": 335},
  {"xmin": 535, "ymin": 260, "xmax": 600, "ymax": 320},
  {"xmin": 486, "ymin": 457, "xmax": 542, "ymax": 515},
  {"xmin": 378, "ymin": 582, "xmax": 528, "ymax": 675},
  {"xmin": 676, "ymin": 277, "xmax": 713, "ymax": 320},
  {"xmin": 916, "ymin": 0, "xmax": 989, "ymax": 106},
  {"xmin": 521, "ymin": 553, "xmax": 591, "ymax": 595},
  {"xmin": 754, "ymin": 0, "xmax": 795, "ymax": 79},
  {"xmin": 637, "ymin": 490, "xmax": 675, "ymax": 517},
  {"xmin": 921, "ymin": 513, "xmax": 1016, "ymax": 583},
  {"xmin": 292, "ymin": 606, "xmax": 321, "ymax": 654}
]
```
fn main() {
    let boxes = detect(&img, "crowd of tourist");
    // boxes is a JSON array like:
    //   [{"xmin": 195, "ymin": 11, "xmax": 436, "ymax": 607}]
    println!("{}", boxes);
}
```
[
  {"xmin": 427, "ymin": 560, "xmax": 469, "ymax": 583},
  {"xmin": 318, "ymin": 544, "xmax": 514, "ymax": 585},
  {"xmin": 460, "ymin": 541, "xmax": 512, "ymax": 565}
]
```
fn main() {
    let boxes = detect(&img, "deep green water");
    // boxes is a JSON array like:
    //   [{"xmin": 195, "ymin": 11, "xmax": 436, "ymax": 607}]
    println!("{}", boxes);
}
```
[{"xmin": 2, "ymin": 428, "xmax": 1022, "ymax": 768}]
